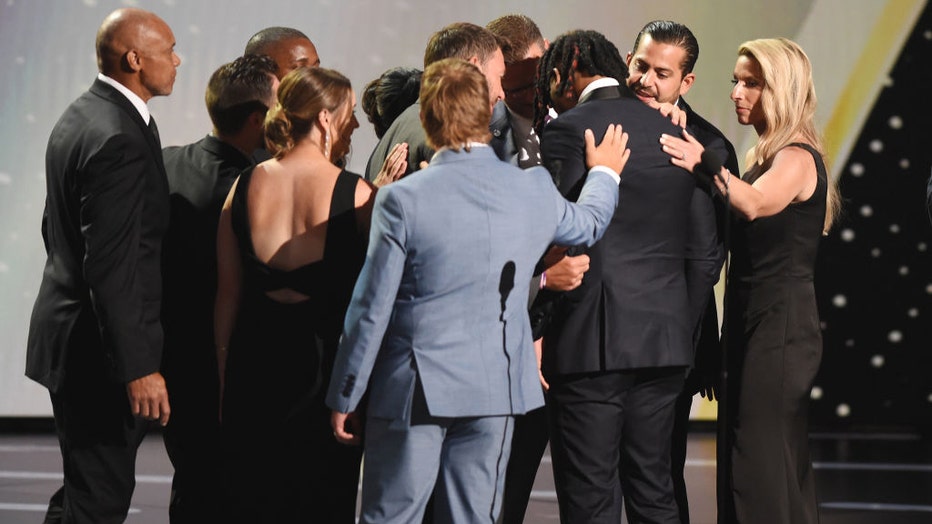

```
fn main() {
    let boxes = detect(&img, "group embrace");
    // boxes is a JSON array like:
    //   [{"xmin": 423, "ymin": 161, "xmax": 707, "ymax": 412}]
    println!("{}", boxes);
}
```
[{"xmin": 27, "ymin": 7, "xmax": 837, "ymax": 524}]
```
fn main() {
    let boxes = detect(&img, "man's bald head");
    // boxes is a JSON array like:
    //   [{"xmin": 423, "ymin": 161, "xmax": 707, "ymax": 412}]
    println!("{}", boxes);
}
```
[
  {"xmin": 244, "ymin": 27, "xmax": 319, "ymax": 79},
  {"xmin": 95, "ymin": 8, "xmax": 180, "ymax": 101}
]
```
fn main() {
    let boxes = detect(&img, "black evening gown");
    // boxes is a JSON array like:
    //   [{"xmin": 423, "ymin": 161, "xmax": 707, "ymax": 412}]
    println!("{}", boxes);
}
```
[
  {"xmin": 724, "ymin": 143, "xmax": 827, "ymax": 524},
  {"xmin": 221, "ymin": 168, "xmax": 366, "ymax": 524}
]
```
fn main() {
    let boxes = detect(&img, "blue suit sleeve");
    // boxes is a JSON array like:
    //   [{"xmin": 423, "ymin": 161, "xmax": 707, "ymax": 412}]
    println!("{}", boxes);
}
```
[
  {"xmin": 548, "ymin": 167, "xmax": 619, "ymax": 248},
  {"xmin": 326, "ymin": 186, "xmax": 408, "ymax": 413}
]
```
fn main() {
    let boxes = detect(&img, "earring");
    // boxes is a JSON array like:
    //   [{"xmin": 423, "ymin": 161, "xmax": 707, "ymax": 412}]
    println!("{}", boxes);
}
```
[{"xmin": 324, "ymin": 129, "xmax": 331, "ymax": 159}]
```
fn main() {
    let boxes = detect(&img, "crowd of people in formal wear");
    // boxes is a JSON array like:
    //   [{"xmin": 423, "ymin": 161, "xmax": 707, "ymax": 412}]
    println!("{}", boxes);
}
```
[{"xmin": 26, "ymin": 7, "xmax": 839, "ymax": 524}]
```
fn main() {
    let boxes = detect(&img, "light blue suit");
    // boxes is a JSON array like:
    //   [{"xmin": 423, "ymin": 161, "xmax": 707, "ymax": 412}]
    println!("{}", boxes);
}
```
[{"xmin": 326, "ymin": 145, "xmax": 619, "ymax": 523}]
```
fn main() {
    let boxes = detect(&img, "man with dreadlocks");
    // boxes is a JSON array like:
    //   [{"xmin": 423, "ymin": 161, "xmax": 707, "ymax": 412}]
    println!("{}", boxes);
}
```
[{"xmin": 530, "ymin": 29, "xmax": 719, "ymax": 524}]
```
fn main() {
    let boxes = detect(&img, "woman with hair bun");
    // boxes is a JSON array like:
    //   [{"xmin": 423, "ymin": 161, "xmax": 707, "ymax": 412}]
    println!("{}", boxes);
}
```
[
  {"xmin": 661, "ymin": 37, "xmax": 839, "ymax": 523},
  {"xmin": 214, "ymin": 66, "xmax": 405, "ymax": 523}
]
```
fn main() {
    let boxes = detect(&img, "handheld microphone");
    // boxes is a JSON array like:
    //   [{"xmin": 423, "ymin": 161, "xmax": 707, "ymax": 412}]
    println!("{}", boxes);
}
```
[
  {"xmin": 499, "ymin": 260, "xmax": 516, "ymax": 315},
  {"xmin": 698, "ymin": 149, "xmax": 726, "ymax": 187},
  {"xmin": 499, "ymin": 260, "xmax": 517, "ymax": 413}
]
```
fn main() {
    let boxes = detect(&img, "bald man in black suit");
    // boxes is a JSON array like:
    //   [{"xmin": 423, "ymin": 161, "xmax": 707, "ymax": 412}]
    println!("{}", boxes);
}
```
[{"xmin": 26, "ymin": 8, "xmax": 179, "ymax": 523}]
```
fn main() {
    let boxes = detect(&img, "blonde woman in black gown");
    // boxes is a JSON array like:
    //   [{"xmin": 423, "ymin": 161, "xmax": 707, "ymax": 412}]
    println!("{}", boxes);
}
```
[
  {"xmin": 214, "ymin": 67, "xmax": 405, "ymax": 523},
  {"xmin": 661, "ymin": 38, "xmax": 840, "ymax": 523}
]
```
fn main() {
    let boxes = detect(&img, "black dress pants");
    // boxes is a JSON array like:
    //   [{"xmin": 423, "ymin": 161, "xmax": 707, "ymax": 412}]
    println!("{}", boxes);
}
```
[
  {"xmin": 500, "ymin": 405, "xmax": 550, "ymax": 523},
  {"xmin": 49, "ymin": 356, "xmax": 149, "ymax": 524},
  {"xmin": 161, "ymin": 344, "xmax": 222, "ymax": 524},
  {"xmin": 548, "ymin": 367, "xmax": 685, "ymax": 524}
]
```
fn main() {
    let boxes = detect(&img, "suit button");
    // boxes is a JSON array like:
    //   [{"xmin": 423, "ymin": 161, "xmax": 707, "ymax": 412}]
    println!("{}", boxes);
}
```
[{"xmin": 341, "ymin": 375, "xmax": 356, "ymax": 397}]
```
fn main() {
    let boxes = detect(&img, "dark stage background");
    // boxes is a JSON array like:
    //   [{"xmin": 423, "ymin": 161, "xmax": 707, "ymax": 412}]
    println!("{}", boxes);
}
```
[{"xmin": 813, "ymin": 1, "xmax": 932, "ymax": 434}]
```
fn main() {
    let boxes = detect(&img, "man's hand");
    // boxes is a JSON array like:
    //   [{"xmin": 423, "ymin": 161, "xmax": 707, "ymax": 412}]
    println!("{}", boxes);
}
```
[
  {"xmin": 542, "ymin": 246, "xmax": 590, "ymax": 291},
  {"xmin": 126, "ymin": 372, "xmax": 170, "ymax": 426},
  {"xmin": 534, "ymin": 338, "xmax": 549, "ymax": 391},
  {"xmin": 646, "ymin": 99, "xmax": 688, "ymax": 128},
  {"xmin": 331, "ymin": 410, "xmax": 363, "ymax": 446},
  {"xmin": 584, "ymin": 124, "xmax": 630, "ymax": 175}
]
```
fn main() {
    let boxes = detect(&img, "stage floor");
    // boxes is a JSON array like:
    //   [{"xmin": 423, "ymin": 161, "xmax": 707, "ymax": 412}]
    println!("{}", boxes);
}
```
[{"xmin": 1, "ymin": 430, "xmax": 930, "ymax": 523}]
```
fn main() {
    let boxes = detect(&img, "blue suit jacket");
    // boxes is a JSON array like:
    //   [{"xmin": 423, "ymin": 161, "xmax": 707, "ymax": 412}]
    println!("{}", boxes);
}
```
[{"xmin": 326, "ymin": 145, "xmax": 618, "ymax": 419}]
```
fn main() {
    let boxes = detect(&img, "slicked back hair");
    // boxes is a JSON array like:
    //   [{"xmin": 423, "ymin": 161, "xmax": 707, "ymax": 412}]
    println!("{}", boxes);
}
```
[
  {"xmin": 533, "ymin": 29, "xmax": 629, "ymax": 133},
  {"xmin": 631, "ymin": 20, "xmax": 699, "ymax": 75}
]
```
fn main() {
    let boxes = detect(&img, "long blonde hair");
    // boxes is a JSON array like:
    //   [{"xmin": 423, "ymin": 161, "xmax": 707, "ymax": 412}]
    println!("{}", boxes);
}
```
[{"xmin": 738, "ymin": 38, "xmax": 839, "ymax": 231}]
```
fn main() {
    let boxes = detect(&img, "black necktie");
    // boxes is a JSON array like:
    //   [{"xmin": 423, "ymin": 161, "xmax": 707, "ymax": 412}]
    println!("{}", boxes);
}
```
[{"xmin": 148, "ymin": 116, "xmax": 161, "ymax": 147}]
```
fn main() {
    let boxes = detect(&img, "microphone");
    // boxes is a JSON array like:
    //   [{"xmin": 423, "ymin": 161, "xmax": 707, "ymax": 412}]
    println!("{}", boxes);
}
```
[
  {"xmin": 499, "ymin": 260, "xmax": 516, "ymax": 315},
  {"xmin": 499, "ymin": 260, "xmax": 517, "ymax": 413},
  {"xmin": 698, "ymin": 149, "xmax": 726, "ymax": 187}
]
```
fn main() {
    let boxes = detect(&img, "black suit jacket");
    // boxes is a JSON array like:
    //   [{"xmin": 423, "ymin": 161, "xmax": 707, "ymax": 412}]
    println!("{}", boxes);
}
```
[
  {"xmin": 160, "ymin": 136, "xmax": 253, "ymax": 381},
  {"xmin": 538, "ymin": 85, "xmax": 718, "ymax": 374},
  {"xmin": 27, "ymin": 79, "xmax": 169, "ymax": 392},
  {"xmin": 365, "ymin": 101, "xmax": 434, "ymax": 181},
  {"xmin": 680, "ymin": 99, "xmax": 738, "ymax": 379}
]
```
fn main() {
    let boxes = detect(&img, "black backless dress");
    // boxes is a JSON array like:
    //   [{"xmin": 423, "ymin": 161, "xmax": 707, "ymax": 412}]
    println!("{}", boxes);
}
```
[{"xmin": 221, "ymin": 168, "xmax": 366, "ymax": 523}]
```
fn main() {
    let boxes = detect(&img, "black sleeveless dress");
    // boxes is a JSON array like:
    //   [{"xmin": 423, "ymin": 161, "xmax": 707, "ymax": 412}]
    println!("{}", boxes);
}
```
[
  {"xmin": 221, "ymin": 168, "xmax": 366, "ymax": 523},
  {"xmin": 724, "ymin": 143, "xmax": 826, "ymax": 524}
]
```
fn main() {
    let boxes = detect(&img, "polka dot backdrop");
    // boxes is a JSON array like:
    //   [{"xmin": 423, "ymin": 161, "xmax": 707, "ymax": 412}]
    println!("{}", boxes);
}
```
[{"xmin": 813, "ymin": 2, "xmax": 932, "ymax": 433}]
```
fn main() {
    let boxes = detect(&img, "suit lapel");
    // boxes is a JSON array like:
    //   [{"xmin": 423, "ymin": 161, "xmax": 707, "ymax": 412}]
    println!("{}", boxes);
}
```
[{"xmin": 89, "ymin": 79, "xmax": 166, "ymax": 174}]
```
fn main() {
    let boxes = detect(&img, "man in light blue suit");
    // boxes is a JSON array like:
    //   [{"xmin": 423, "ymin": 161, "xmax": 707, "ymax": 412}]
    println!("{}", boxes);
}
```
[{"xmin": 326, "ymin": 58, "xmax": 629, "ymax": 523}]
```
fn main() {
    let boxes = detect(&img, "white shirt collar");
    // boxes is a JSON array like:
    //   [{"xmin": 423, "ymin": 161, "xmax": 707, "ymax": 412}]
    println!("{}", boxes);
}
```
[
  {"xmin": 97, "ymin": 73, "xmax": 151, "ymax": 124},
  {"xmin": 578, "ymin": 77, "xmax": 620, "ymax": 104},
  {"xmin": 431, "ymin": 142, "xmax": 489, "ymax": 158}
]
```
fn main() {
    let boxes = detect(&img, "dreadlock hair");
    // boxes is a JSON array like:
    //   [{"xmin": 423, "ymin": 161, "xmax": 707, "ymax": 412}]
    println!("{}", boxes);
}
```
[{"xmin": 533, "ymin": 30, "xmax": 629, "ymax": 134}]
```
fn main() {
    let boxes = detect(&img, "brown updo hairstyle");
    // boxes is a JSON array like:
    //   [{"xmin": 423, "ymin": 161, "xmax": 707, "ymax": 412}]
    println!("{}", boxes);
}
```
[
  {"xmin": 419, "ymin": 58, "xmax": 492, "ymax": 151},
  {"xmin": 264, "ymin": 66, "xmax": 353, "ymax": 158}
]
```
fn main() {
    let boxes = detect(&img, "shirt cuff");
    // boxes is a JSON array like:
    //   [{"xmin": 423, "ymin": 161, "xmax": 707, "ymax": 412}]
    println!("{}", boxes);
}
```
[{"xmin": 588, "ymin": 165, "xmax": 621, "ymax": 185}]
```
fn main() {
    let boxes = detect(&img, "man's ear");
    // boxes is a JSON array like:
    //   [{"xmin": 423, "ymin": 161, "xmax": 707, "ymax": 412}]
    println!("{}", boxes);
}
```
[
  {"xmin": 550, "ymin": 68, "xmax": 562, "ymax": 89},
  {"xmin": 124, "ymin": 50, "xmax": 142, "ymax": 73},
  {"xmin": 625, "ymin": 51, "xmax": 633, "ymax": 67},
  {"xmin": 468, "ymin": 55, "xmax": 481, "ymax": 66},
  {"xmin": 679, "ymin": 72, "xmax": 696, "ymax": 96},
  {"xmin": 248, "ymin": 109, "xmax": 266, "ymax": 129}
]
